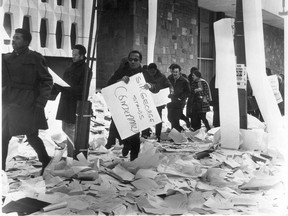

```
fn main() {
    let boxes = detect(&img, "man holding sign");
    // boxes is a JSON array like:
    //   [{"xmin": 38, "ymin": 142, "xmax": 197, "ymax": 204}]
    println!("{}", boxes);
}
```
[{"xmin": 105, "ymin": 50, "xmax": 143, "ymax": 161}]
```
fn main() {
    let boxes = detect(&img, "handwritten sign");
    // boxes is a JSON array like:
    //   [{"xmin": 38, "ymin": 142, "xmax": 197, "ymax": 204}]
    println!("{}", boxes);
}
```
[
  {"xmin": 236, "ymin": 64, "xmax": 247, "ymax": 90},
  {"xmin": 267, "ymin": 75, "xmax": 283, "ymax": 103},
  {"xmin": 101, "ymin": 73, "xmax": 161, "ymax": 139},
  {"xmin": 151, "ymin": 87, "xmax": 170, "ymax": 107}
]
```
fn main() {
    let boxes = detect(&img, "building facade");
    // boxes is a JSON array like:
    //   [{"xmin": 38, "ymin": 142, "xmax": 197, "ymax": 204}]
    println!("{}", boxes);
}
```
[{"xmin": 1, "ymin": 0, "xmax": 284, "ymax": 90}]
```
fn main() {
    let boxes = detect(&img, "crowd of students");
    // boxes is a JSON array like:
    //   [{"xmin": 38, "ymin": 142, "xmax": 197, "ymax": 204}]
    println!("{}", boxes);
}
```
[
  {"xmin": 105, "ymin": 50, "xmax": 215, "ymax": 161},
  {"xmin": 3, "ymin": 35, "xmax": 284, "ymax": 172}
]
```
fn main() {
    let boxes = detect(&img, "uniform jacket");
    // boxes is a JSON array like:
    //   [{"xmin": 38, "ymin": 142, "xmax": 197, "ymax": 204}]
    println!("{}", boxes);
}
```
[
  {"xmin": 56, "ymin": 59, "xmax": 92, "ymax": 124},
  {"xmin": 2, "ymin": 48, "xmax": 53, "ymax": 135},
  {"xmin": 167, "ymin": 75, "xmax": 190, "ymax": 109}
]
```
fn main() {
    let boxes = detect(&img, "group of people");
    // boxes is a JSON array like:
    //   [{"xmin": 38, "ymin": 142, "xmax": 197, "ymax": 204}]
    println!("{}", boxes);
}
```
[
  {"xmin": 3, "ymin": 28, "xmax": 286, "ymax": 174},
  {"xmin": 105, "ymin": 50, "xmax": 213, "ymax": 161},
  {"xmin": 2, "ymin": 28, "xmax": 91, "ymax": 173}
]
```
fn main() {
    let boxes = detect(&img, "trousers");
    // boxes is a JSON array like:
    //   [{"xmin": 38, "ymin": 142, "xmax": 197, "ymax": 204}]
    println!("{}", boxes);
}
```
[
  {"xmin": 62, "ymin": 121, "xmax": 75, "ymax": 157},
  {"xmin": 2, "ymin": 129, "xmax": 50, "ymax": 171}
]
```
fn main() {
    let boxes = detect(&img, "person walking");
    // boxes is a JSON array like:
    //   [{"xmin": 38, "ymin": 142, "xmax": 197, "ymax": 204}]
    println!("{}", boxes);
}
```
[
  {"xmin": 167, "ymin": 64, "xmax": 191, "ymax": 132},
  {"xmin": 55, "ymin": 44, "xmax": 92, "ymax": 158},
  {"xmin": 105, "ymin": 57, "xmax": 129, "ymax": 149},
  {"xmin": 2, "ymin": 28, "xmax": 53, "ymax": 174},
  {"xmin": 106, "ymin": 50, "xmax": 143, "ymax": 161},
  {"xmin": 186, "ymin": 66, "xmax": 201, "ymax": 128},
  {"xmin": 142, "ymin": 63, "xmax": 173, "ymax": 142},
  {"xmin": 189, "ymin": 70, "xmax": 211, "ymax": 131}
]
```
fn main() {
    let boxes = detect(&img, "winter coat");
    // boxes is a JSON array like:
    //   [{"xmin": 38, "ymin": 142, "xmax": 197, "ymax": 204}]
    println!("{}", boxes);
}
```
[
  {"xmin": 187, "ymin": 78, "xmax": 211, "ymax": 115},
  {"xmin": 56, "ymin": 59, "xmax": 92, "ymax": 124},
  {"xmin": 143, "ymin": 69, "xmax": 172, "ymax": 109},
  {"xmin": 107, "ymin": 62, "xmax": 142, "ymax": 86},
  {"xmin": 143, "ymin": 69, "xmax": 172, "ymax": 93},
  {"xmin": 2, "ymin": 48, "xmax": 53, "ymax": 135},
  {"xmin": 167, "ymin": 75, "xmax": 191, "ymax": 109}
]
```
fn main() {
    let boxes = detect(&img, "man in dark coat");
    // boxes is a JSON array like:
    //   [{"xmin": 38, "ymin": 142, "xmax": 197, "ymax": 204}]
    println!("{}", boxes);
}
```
[
  {"xmin": 2, "ymin": 28, "xmax": 53, "ymax": 173},
  {"xmin": 105, "ymin": 50, "xmax": 142, "ymax": 161},
  {"xmin": 55, "ymin": 44, "xmax": 92, "ymax": 158},
  {"xmin": 168, "ymin": 64, "xmax": 191, "ymax": 128},
  {"xmin": 167, "ymin": 64, "xmax": 191, "ymax": 132},
  {"xmin": 142, "ymin": 63, "xmax": 172, "ymax": 142}
]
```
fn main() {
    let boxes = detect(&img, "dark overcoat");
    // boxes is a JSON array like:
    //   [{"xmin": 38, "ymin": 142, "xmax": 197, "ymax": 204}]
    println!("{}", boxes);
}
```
[
  {"xmin": 2, "ymin": 48, "xmax": 53, "ymax": 135},
  {"xmin": 56, "ymin": 59, "xmax": 92, "ymax": 124},
  {"xmin": 167, "ymin": 75, "xmax": 191, "ymax": 109},
  {"xmin": 143, "ymin": 69, "xmax": 172, "ymax": 94},
  {"xmin": 187, "ymin": 79, "xmax": 211, "ymax": 116},
  {"xmin": 107, "ymin": 62, "xmax": 142, "ymax": 86}
]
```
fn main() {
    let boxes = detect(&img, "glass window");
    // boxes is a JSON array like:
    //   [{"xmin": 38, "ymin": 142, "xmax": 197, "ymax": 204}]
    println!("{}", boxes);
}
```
[
  {"xmin": 57, "ymin": 0, "xmax": 63, "ymax": 6},
  {"xmin": 4, "ymin": 13, "xmax": 12, "ymax": 37},
  {"xmin": 56, "ymin": 20, "xmax": 63, "ymax": 49},
  {"xmin": 70, "ymin": 22, "xmax": 77, "ymax": 48},
  {"xmin": 198, "ymin": 8, "xmax": 216, "ymax": 82},
  {"xmin": 71, "ymin": 0, "xmax": 77, "ymax": 9},
  {"xmin": 22, "ymin": 16, "xmax": 31, "ymax": 33},
  {"xmin": 40, "ymin": 18, "xmax": 48, "ymax": 47}
]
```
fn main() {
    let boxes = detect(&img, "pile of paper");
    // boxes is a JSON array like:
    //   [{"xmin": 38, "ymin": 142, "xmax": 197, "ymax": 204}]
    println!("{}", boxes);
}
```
[{"xmin": 2, "ymin": 93, "xmax": 288, "ymax": 215}]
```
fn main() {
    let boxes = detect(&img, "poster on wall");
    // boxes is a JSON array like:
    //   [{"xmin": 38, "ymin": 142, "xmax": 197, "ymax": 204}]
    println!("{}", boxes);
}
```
[
  {"xmin": 267, "ymin": 75, "xmax": 283, "ymax": 103},
  {"xmin": 236, "ymin": 64, "xmax": 247, "ymax": 90},
  {"xmin": 101, "ymin": 73, "xmax": 161, "ymax": 140}
]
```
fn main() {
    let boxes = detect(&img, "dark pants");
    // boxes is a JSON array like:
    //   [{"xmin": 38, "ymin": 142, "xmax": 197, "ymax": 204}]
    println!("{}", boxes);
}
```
[
  {"xmin": 167, "ymin": 106, "xmax": 183, "ymax": 132},
  {"xmin": 199, "ymin": 112, "xmax": 211, "ymax": 131},
  {"xmin": 190, "ymin": 110, "xmax": 201, "ymax": 130},
  {"xmin": 2, "ymin": 127, "xmax": 50, "ymax": 171},
  {"xmin": 212, "ymin": 105, "xmax": 220, "ymax": 127},
  {"xmin": 107, "ymin": 119, "xmax": 140, "ymax": 161},
  {"xmin": 142, "ymin": 106, "xmax": 164, "ymax": 138},
  {"xmin": 122, "ymin": 133, "xmax": 141, "ymax": 161},
  {"xmin": 180, "ymin": 113, "xmax": 190, "ymax": 128},
  {"xmin": 106, "ymin": 120, "xmax": 120, "ymax": 148}
]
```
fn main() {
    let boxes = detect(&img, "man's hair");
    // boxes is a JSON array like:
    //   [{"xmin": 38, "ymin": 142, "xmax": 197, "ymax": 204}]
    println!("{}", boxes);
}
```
[
  {"xmin": 171, "ymin": 64, "xmax": 181, "ymax": 72},
  {"xmin": 148, "ymin": 63, "xmax": 157, "ymax": 70},
  {"xmin": 128, "ymin": 50, "xmax": 142, "ymax": 61},
  {"xmin": 15, "ymin": 28, "xmax": 32, "ymax": 44},
  {"xmin": 190, "ymin": 67, "xmax": 198, "ymax": 73},
  {"xmin": 169, "ymin": 63, "xmax": 176, "ymax": 69},
  {"xmin": 192, "ymin": 70, "xmax": 202, "ymax": 78},
  {"xmin": 73, "ymin": 44, "xmax": 87, "ymax": 56}
]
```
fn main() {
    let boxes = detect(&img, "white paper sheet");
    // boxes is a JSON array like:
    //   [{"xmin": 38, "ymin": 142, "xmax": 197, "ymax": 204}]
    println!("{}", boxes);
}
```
[
  {"xmin": 267, "ymin": 75, "xmax": 283, "ymax": 103},
  {"xmin": 101, "ymin": 73, "xmax": 161, "ymax": 139},
  {"xmin": 243, "ymin": 0, "xmax": 282, "ymax": 136},
  {"xmin": 48, "ymin": 68, "xmax": 70, "ymax": 87},
  {"xmin": 151, "ymin": 87, "xmax": 170, "ymax": 107},
  {"xmin": 214, "ymin": 18, "xmax": 240, "ymax": 149}
]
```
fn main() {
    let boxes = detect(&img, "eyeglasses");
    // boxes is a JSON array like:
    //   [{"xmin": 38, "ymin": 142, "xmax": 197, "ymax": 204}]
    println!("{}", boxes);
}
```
[{"xmin": 128, "ymin": 58, "xmax": 139, "ymax": 62}]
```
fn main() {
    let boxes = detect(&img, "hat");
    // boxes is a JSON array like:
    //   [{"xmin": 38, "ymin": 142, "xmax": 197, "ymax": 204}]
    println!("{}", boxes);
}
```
[{"xmin": 148, "ymin": 63, "xmax": 157, "ymax": 70}]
